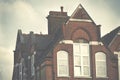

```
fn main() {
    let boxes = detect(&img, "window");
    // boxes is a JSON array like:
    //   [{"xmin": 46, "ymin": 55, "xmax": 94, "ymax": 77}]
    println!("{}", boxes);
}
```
[
  {"xmin": 95, "ymin": 52, "xmax": 107, "ymax": 77},
  {"xmin": 19, "ymin": 59, "xmax": 23, "ymax": 80},
  {"xmin": 57, "ymin": 51, "xmax": 69, "ymax": 77},
  {"xmin": 31, "ymin": 52, "xmax": 36, "ymax": 76},
  {"xmin": 73, "ymin": 42, "xmax": 90, "ymax": 77}
]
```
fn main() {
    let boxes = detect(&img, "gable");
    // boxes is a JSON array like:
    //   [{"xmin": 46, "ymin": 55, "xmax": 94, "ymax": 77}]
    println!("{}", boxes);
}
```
[
  {"xmin": 68, "ymin": 4, "xmax": 94, "ymax": 23},
  {"xmin": 62, "ymin": 4, "xmax": 100, "ymax": 41},
  {"xmin": 71, "ymin": 4, "xmax": 90, "ymax": 19}
]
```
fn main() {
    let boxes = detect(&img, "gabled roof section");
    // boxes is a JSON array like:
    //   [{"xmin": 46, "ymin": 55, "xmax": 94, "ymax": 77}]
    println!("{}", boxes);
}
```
[
  {"xmin": 68, "ymin": 4, "xmax": 94, "ymax": 23},
  {"xmin": 15, "ymin": 29, "xmax": 24, "ymax": 50},
  {"xmin": 102, "ymin": 26, "xmax": 120, "ymax": 46},
  {"xmin": 17, "ymin": 29, "xmax": 23, "ymax": 43}
]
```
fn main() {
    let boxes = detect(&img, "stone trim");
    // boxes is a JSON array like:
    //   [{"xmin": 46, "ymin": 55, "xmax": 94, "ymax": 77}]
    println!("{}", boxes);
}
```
[
  {"xmin": 69, "ymin": 19, "xmax": 92, "ymax": 22},
  {"xmin": 59, "ymin": 40, "xmax": 103, "ymax": 45}
]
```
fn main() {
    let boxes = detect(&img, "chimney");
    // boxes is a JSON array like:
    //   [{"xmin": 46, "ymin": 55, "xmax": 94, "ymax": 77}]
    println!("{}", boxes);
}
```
[
  {"xmin": 47, "ymin": 6, "xmax": 68, "ymax": 35},
  {"xmin": 61, "ymin": 6, "xmax": 63, "ymax": 12}
]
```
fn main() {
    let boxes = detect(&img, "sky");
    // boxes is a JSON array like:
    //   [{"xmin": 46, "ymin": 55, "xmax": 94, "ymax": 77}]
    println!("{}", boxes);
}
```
[{"xmin": 0, "ymin": 0, "xmax": 120, "ymax": 80}]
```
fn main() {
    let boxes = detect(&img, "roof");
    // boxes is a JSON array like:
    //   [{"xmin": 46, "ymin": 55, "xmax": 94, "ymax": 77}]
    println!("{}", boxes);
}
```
[
  {"xmin": 22, "ymin": 33, "xmax": 53, "ymax": 50},
  {"xmin": 15, "ymin": 30, "xmax": 54, "ymax": 52},
  {"xmin": 102, "ymin": 26, "xmax": 120, "ymax": 46},
  {"xmin": 35, "ymin": 34, "xmax": 53, "ymax": 50},
  {"xmin": 16, "ymin": 24, "xmax": 63, "ymax": 62},
  {"xmin": 66, "ymin": 4, "xmax": 95, "ymax": 23}
]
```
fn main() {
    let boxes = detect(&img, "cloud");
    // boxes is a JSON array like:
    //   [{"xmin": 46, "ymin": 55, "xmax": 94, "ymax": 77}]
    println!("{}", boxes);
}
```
[
  {"xmin": 0, "ymin": 0, "xmax": 48, "ymax": 47},
  {"xmin": 105, "ymin": 0, "xmax": 120, "ymax": 16},
  {"xmin": 0, "ymin": 1, "xmax": 46, "ymax": 80},
  {"xmin": 80, "ymin": 0, "xmax": 120, "ymax": 36},
  {"xmin": 12, "ymin": 1, "xmax": 43, "ymax": 32},
  {"xmin": 0, "ymin": 0, "xmax": 46, "ymax": 33},
  {"xmin": 0, "ymin": 47, "xmax": 13, "ymax": 80}
]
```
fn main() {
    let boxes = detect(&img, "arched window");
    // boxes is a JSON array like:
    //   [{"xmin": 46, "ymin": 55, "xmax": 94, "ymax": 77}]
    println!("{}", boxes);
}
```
[
  {"xmin": 95, "ymin": 52, "xmax": 107, "ymax": 77},
  {"xmin": 57, "ymin": 51, "xmax": 69, "ymax": 77},
  {"xmin": 73, "ymin": 39, "xmax": 90, "ymax": 77}
]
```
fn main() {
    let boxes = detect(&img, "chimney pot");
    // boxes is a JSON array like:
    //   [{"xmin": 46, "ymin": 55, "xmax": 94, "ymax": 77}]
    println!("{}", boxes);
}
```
[{"xmin": 61, "ymin": 6, "xmax": 63, "ymax": 12}]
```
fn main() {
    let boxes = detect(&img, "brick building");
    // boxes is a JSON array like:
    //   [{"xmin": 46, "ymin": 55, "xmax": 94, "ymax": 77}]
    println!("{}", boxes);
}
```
[{"xmin": 12, "ymin": 4, "xmax": 120, "ymax": 80}]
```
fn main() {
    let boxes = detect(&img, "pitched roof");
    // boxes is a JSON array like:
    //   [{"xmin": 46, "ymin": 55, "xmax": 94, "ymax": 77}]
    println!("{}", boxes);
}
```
[
  {"xmin": 35, "ymin": 35, "xmax": 53, "ymax": 50},
  {"xmin": 22, "ymin": 34, "xmax": 53, "ymax": 50},
  {"xmin": 67, "ymin": 4, "xmax": 95, "ymax": 23},
  {"xmin": 38, "ymin": 27, "xmax": 63, "ymax": 63},
  {"xmin": 102, "ymin": 26, "xmax": 120, "ymax": 46},
  {"xmin": 16, "ymin": 25, "xmax": 63, "ymax": 61}
]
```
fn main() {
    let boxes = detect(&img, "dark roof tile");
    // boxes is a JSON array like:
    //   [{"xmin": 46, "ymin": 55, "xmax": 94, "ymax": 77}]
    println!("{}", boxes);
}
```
[{"xmin": 102, "ymin": 26, "xmax": 120, "ymax": 46}]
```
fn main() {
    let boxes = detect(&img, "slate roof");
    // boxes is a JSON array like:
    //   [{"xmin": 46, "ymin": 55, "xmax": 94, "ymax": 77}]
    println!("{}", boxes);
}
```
[
  {"xmin": 17, "ymin": 24, "xmax": 63, "ymax": 63},
  {"xmin": 21, "ymin": 33, "xmax": 53, "ymax": 50},
  {"xmin": 102, "ymin": 26, "xmax": 120, "ymax": 46}
]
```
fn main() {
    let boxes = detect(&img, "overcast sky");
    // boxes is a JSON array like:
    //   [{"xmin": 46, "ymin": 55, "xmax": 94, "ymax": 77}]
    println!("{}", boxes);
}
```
[{"xmin": 0, "ymin": 0, "xmax": 120, "ymax": 80}]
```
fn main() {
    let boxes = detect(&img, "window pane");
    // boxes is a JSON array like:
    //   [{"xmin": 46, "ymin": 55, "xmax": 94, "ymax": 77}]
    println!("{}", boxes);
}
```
[
  {"xmin": 73, "ymin": 43, "xmax": 80, "ymax": 53},
  {"xmin": 83, "ymin": 66, "xmax": 89, "ymax": 75},
  {"xmin": 80, "ymin": 43, "xmax": 89, "ymax": 56},
  {"xmin": 58, "ymin": 60, "xmax": 67, "ymax": 65},
  {"xmin": 96, "ymin": 65, "xmax": 106, "ymax": 76},
  {"xmin": 57, "ymin": 51, "xmax": 67, "ymax": 59},
  {"xmin": 96, "ymin": 52, "xmax": 106, "ymax": 60},
  {"xmin": 74, "ymin": 67, "xmax": 81, "ymax": 76},
  {"xmin": 96, "ymin": 61, "xmax": 105, "ymax": 66},
  {"xmin": 83, "ymin": 56, "xmax": 89, "ymax": 65},
  {"xmin": 74, "ymin": 56, "xmax": 81, "ymax": 66},
  {"xmin": 59, "ymin": 65, "xmax": 68, "ymax": 76}
]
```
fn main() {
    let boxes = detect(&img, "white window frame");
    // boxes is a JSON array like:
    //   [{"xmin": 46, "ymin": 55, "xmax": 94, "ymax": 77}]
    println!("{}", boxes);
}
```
[
  {"xmin": 95, "ymin": 52, "xmax": 107, "ymax": 77},
  {"xmin": 73, "ymin": 42, "xmax": 90, "ymax": 77},
  {"xmin": 57, "ymin": 50, "xmax": 69, "ymax": 77}
]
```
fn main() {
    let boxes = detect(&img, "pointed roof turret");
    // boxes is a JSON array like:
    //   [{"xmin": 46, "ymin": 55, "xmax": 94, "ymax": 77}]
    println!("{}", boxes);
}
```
[{"xmin": 68, "ymin": 4, "xmax": 95, "ymax": 23}]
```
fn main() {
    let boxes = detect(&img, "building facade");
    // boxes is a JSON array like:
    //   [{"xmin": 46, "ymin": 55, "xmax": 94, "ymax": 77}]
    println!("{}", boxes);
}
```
[{"xmin": 12, "ymin": 4, "xmax": 120, "ymax": 80}]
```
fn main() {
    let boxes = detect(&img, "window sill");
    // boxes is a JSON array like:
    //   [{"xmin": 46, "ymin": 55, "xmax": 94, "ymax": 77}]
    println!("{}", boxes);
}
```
[
  {"xmin": 75, "ymin": 76, "xmax": 92, "ymax": 78},
  {"xmin": 96, "ymin": 76, "xmax": 109, "ymax": 78},
  {"xmin": 57, "ymin": 76, "xmax": 70, "ymax": 78}
]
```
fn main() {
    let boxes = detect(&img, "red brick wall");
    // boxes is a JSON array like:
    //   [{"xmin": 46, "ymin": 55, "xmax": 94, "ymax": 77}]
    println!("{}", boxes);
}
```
[{"xmin": 63, "ymin": 21, "xmax": 99, "ymax": 41}]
